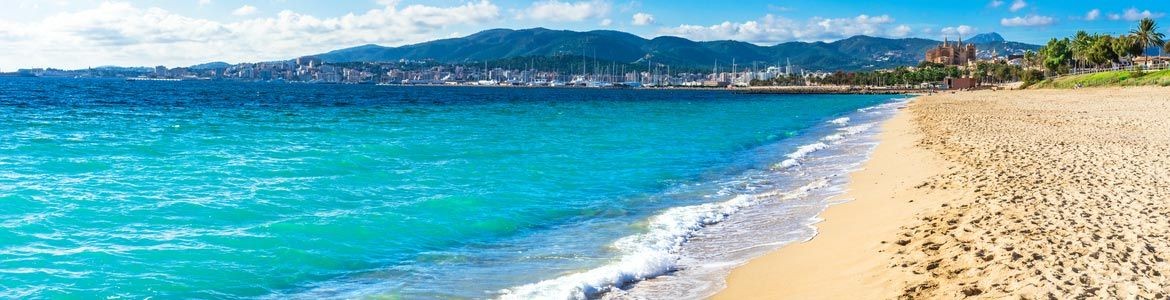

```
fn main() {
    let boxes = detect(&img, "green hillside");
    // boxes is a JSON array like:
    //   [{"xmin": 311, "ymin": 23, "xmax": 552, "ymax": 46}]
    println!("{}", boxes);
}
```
[{"xmin": 313, "ymin": 28, "xmax": 1040, "ymax": 71}]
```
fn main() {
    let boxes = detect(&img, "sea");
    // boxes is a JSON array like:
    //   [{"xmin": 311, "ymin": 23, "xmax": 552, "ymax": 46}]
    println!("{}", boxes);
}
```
[{"xmin": 0, "ymin": 78, "xmax": 906, "ymax": 299}]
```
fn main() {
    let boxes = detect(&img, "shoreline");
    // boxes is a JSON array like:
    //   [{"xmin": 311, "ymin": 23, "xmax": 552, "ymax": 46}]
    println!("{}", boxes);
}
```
[
  {"xmin": 715, "ymin": 87, "xmax": 1170, "ymax": 299},
  {"xmin": 714, "ymin": 95, "xmax": 951, "ymax": 299},
  {"xmin": 502, "ymin": 96, "xmax": 908, "ymax": 299}
]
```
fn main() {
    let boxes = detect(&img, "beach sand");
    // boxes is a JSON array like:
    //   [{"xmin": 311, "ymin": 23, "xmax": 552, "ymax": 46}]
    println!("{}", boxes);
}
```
[{"xmin": 716, "ymin": 87, "xmax": 1170, "ymax": 299}]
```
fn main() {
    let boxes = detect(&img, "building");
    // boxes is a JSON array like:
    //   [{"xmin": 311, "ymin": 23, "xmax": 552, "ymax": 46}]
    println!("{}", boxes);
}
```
[
  {"xmin": 925, "ymin": 36, "xmax": 977, "ymax": 66},
  {"xmin": 944, "ymin": 77, "xmax": 977, "ymax": 90}
]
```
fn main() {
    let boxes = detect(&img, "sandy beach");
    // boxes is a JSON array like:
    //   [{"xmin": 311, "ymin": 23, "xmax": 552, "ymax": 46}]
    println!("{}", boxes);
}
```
[{"xmin": 717, "ymin": 87, "xmax": 1170, "ymax": 299}]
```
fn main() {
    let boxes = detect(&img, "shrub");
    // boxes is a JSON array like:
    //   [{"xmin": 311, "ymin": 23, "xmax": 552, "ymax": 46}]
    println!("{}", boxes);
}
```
[
  {"xmin": 1022, "ymin": 69, "xmax": 1046, "ymax": 86},
  {"xmin": 1130, "ymin": 65, "xmax": 1146, "ymax": 78}
]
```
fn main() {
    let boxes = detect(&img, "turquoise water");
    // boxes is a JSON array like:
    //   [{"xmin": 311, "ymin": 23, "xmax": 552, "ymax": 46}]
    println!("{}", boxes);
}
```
[{"xmin": 0, "ymin": 78, "xmax": 895, "ymax": 299}]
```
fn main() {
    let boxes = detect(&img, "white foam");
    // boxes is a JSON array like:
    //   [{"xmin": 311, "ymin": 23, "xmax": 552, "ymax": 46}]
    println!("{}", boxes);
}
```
[
  {"xmin": 500, "ymin": 122, "xmax": 885, "ymax": 299},
  {"xmin": 497, "ymin": 99, "xmax": 908, "ymax": 300},
  {"xmin": 499, "ymin": 193, "xmax": 757, "ymax": 299},
  {"xmin": 836, "ymin": 123, "xmax": 875, "ymax": 136},
  {"xmin": 771, "ymin": 122, "xmax": 878, "ymax": 170},
  {"xmin": 771, "ymin": 142, "xmax": 829, "ymax": 169},
  {"xmin": 499, "ymin": 176, "xmax": 839, "ymax": 300},
  {"xmin": 857, "ymin": 98, "xmax": 908, "ymax": 113},
  {"xmin": 787, "ymin": 142, "xmax": 828, "ymax": 160}
]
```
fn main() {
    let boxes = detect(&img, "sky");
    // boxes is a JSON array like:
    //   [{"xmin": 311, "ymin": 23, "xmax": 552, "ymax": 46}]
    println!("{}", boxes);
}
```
[{"xmin": 0, "ymin": 0, "xmax": 1166, "ymax": 70}]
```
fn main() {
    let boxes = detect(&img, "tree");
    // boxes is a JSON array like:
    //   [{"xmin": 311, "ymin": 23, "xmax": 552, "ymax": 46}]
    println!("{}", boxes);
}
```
[
  {"xmin": 1113, "ymin": 35, "xmax": 1143, "ymax": 64},
  {"xmin": 1085, "ymin": 35, "xmax": 1118, "ymax": 67},
  {"xmin": 1130, "ymin": 18, "xmax": 1166, "ymax": 61},
  {"xmin": 1041, "ymin": 38, "xmax": 1072, "ymax": 75},
  {"xmin": 1071, "ymin": 31, "xmax": 1094, "ymax": 68}
]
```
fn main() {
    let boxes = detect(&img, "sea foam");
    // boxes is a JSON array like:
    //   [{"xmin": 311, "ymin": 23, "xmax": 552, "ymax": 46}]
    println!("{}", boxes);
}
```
[
  {"xmin": 499, "ymin": 192, "xmax": 755, "ymax": 299},
  {"xmin": 499, "ymin": 100, "xmax": 904, "ymax": 299},
  {"xmin": 773, "ymin": 121, "xmax": 878, "ymax": 170}
]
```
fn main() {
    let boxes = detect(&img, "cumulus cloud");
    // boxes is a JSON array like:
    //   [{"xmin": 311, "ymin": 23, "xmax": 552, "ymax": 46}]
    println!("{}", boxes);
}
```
[
  {"xmin": 1000, "ymin": 14, "xmax": 1054, "ymax": 27},
  {"xmin": 631, "ymin": 12, "xmax": 654, "ymax": 26},
  {"xmin": 600, "ymin": 18, "xmax": 612, "ymax": 26},
  {"xmin": 198, "ymin": 0, "xmax": 211, "ymax": 6},
  {"xmin": 941, "ymin": 25, "xmax": 975, "ymax": 37},
  {"xmin": 1085, "ymin": 9, "xmax": 1100, "ymax": 21},
  {"xmin": 231, "ymin": 5, "xmax": 256, "ymax": 16},
  {"xmin": 659, "ymin": 14, "xmax": 907, "ymax": 44},
  {"xmin": 889, "ymin": 25, "xmax": 912, "ymax": 37},
  {"xmin": 1009, "ymin": 0, "xmax": 1027, "ymax": 12},
  {"xmin": 1117, "ymin": 8, "xmax": 1164, "ymax": 21},
  {"xmin": 988, "ymin": 0, "xmax": 1004, "ymax": 8},
  {"xmin": 0, "ymin": 1, "xmax": 500, "ymax": 69},
  {"xmin": 518, "ymin": 0, "xmax": 610, "ymax": 22}
]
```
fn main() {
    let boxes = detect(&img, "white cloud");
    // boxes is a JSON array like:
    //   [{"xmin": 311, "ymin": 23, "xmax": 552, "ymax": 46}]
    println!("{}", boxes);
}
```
[
  {"xmin": 631, "ymin": 12, "xmax": 654, "ymax": 26},
  {"xmin": 600, "ymin": 18, "xmax": 612, "ymax": 26},
  {"xmin": 1120, "ymin": 8, "xmax": 1164, "ymax": 21},
  {"xmin": 1000, "ymin": 14, "xmax": 1054, "ymax": 27},
  {"xmin": 518, "ymin": 0, "xmax": 610, "ymax": 22},
  {"xmin": 988, "ymin": 0, "xmax": 1004, "ymax": 8},
  {"xmin": 198, "ymin": 0, "xmax": 211, "ymax": 6},
  {"xmin": 1085, "ymin": 9, "xmax": 1100, "ymax": 21},
  {"xmin": 1009, "ymin": 0, "xmax": 1027, "ymax": 12},
  {"xmin": 231, "ymin": 5, "xmax": 256, "ymax": 16},
  {"xmin": 889, "ymin": 25, "xmax": 912, "ymax": 37},
  {"xmin": 941, "ymin": 25, "xmax": 975, "ymax": 37},
  {"xmin": 0, "ymin": 1, "xmax": 501, "ymax": 69},
  {"xmin": 659, "ymin": 14, "xmax": 906, "ymax": 44}
]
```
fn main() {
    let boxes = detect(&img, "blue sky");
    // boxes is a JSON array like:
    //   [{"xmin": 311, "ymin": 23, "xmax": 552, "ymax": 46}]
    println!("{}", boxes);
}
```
[{"xmin": 0, "ymin": 0, "xmax": 1166, "ymax": 70}]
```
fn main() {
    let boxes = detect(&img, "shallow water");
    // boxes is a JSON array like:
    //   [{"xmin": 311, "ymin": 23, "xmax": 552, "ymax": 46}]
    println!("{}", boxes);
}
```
[{"xmin": 0, "ymin": 78, "xmax": 897, "ymax": 299}]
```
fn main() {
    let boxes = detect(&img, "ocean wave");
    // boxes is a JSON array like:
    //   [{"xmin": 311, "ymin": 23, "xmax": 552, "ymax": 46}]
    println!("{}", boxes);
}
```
[
  {"xmin": 499, "ymin": 101, "xmax": 900, "ymax": 299},
  {"xmin": 827, "ymin": 117, "xmax": 850, "ymax": 126},
  {"xmin": 773, "ymin": 142, "xmax": 828, "ymax": 169},
  {"xmin": 857, "ymin": 98, "xmax": 908, "ymax": 113},
  {"xmin": 498, "ymin": 193, "xmax": 751, "ymax": 299},
  {"xmin": 496, "ymin": 98, "xmax": 908, "ymax": 300},
  {"xmin": 498, "ymin": 177, "xmax": 836, "ymax": 300},
  {"xmin": 773, "ymin": 122, "xmax": 877, "ymax": 170}
]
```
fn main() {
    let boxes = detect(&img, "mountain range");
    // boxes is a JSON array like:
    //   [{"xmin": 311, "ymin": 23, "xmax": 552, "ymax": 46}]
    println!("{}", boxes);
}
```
[{"xmin": 311, "ymin": 28, "xmax": 1040, "ymax": 71}]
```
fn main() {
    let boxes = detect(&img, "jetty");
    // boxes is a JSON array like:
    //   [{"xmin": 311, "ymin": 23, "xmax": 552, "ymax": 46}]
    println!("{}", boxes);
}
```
[{"xmin": 737, "ymin": 86, "xmax": 926, "ymax": 95}]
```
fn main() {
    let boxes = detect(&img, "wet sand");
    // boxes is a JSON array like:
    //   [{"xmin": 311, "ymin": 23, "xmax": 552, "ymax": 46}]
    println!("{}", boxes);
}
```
[{"xmin": 716, "ymin": 87, "xmax": 1170, "ymax": 299}]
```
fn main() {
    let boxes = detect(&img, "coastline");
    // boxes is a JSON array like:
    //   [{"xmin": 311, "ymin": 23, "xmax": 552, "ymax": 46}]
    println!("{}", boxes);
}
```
[
  {"xmin": 502, "ymin": 95, "xmax": 906, "ymax": 299},
  {"xmin": 715, "ymin": 87, "xmax": 1170, "ymax": 299},
  {"xmin": 714, "ymin": 95, "xmax": 950, "ymax": 299}
]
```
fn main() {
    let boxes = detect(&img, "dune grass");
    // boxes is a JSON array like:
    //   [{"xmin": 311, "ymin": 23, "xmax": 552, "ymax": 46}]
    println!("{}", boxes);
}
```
[{"xmin": 1032, "ymin": 69, "xmax": 1170, "ymax": 89}]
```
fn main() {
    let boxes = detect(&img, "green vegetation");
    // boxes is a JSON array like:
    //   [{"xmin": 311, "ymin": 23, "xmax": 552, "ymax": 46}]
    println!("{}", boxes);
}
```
[
  {"xmin": 316, "ymin": 28, "xmax": 1040, "ymax": 72},
  {"xmin": 752, "ymin": 61, "xmax": 1023, "ymax": 87},
  {"xmin": 1132, "ymin": 18, "xmax": 1166, "ymax": 62},
  {"xmin": 1031, "ymin": 69, "xmax": 1170, "ymax": 88},
  {"xmin": 1023, "ymin": 17, "xmax": 1170, "ymax": 89},
  {"xmin": 1028, "ymin": 18, "xmax": 1165, "ymax": 77}
]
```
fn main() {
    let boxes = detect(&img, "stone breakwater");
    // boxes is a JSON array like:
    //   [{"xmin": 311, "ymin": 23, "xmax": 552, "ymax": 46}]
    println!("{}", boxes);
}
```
[{"xmin": 740, "ymin": 86, "xmax": 928, "ymax": 95}]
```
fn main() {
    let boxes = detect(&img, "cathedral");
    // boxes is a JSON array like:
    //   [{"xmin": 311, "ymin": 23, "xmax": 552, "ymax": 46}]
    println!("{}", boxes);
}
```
[{"xmin": 925, "ymin": 36, "xmax": 977, "ymax": 66}]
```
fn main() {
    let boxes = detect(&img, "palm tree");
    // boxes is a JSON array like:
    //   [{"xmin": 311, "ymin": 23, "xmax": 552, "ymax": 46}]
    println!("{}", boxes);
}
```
[
  {"xmin": 1130, "ymin": 18, "xmax": 1166, "ymax": 64},
  {"xmin": 1071, "ymin": 31, "xmax": 1093, "ymax": 70}
]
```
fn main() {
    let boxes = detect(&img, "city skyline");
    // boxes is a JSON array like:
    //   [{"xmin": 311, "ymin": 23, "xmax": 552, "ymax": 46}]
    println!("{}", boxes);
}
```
[{"xmin": 0, "ymin": 0, "xmax": 1166, "ymax": 70}]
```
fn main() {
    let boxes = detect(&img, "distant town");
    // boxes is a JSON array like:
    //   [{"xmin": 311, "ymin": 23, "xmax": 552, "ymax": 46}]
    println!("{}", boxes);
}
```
[
  {"xmin": 1, "ymin": 55, "xmax": 828, "ymax": 88},
  {"xmin": 1, "ymin": 37, "xmax": 1037, "ymax": 91}
]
